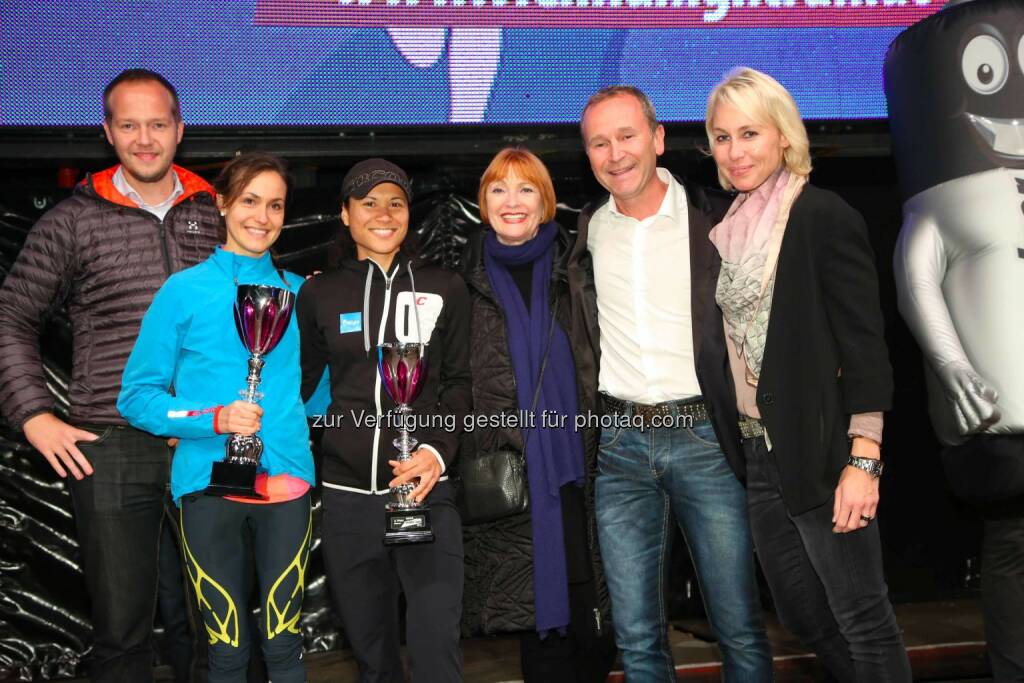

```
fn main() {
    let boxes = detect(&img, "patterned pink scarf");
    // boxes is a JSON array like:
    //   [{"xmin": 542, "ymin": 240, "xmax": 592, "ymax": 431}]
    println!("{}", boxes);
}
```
[{"xmin": 709, "ymin": 167, "xmax": 806, "ymax": 377}]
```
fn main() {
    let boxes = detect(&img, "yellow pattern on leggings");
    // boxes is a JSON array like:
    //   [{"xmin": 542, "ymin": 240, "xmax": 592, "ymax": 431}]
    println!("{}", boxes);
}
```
[
  {"xmin": 265, "ymin": 508, "xmax": 312, "ymax": 640},
  {"xmin": 180, "ymin": 507, "xmax": 240, "ymax": 647}
]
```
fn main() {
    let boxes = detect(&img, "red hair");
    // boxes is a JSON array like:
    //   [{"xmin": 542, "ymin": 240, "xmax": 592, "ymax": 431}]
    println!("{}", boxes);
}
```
[{"xmin": 478, "ymin": 147, "xmax": 557, "ymax": 225}]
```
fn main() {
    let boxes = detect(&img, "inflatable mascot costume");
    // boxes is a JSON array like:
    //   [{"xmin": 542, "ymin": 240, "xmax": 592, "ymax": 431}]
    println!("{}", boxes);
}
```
[{"xmin": 886, "ymin": 0, "xmax": 1024, "ymax": 677}]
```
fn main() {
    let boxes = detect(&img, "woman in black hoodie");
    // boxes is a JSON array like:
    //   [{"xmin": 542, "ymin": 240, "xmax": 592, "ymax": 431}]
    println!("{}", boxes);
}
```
[{"xmin": 297, "ymin": 159, "xmax": 471, "ymax": 683}]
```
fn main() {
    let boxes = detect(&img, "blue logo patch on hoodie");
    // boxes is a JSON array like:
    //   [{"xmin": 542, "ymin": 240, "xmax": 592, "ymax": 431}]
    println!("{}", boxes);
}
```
[{"xmin": 339, "ymin": 312, "xmax": 362, "ymax": 334}]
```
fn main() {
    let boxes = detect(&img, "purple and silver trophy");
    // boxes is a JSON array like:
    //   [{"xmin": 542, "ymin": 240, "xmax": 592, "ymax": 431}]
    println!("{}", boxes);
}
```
[
  {"xmin": 378, "ymin": 342, "xmax": 434, "ymax": 545},
  {"xmin": 206, "ymin": 285, "xmax": 295, "ymax": 500}
]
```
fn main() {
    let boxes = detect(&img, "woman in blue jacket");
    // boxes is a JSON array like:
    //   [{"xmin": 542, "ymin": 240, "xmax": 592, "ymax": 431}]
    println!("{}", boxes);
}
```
[{"xmin": 118, "ymin": 153, "xmax": 313, "ymax": 683}]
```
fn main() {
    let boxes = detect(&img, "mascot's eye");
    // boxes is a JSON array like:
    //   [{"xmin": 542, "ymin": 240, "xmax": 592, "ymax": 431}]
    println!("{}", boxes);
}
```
[
  {"xmin": 1019, "ymin": 35, "xmax": 1024, "ymax": 78},
  {"xmin": 962, "ymin": 34, "xmax": 1008, "ymax": 95}
]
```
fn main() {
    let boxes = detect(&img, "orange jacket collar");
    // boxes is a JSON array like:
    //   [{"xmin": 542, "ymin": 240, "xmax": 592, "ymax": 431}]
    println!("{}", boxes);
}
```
[{"xmin": 86, "ymin": 164, "xmax": 215, "ymax": 209}]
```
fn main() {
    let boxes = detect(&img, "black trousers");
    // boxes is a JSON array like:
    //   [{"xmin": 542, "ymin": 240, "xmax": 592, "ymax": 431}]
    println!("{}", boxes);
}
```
[
  {"xmin": 981, "ymin": 498, "xmax": 1024, "ymax": 681},
  {"xmin": 518, "ymin": 484, "xmax": 615, "ymax": 683},
  {"xmin": 743, "ymin": 436, "xmax": 911, "ymax": 682},
  {"xmin": 321, "ymin": 482, "xmax": 463, "ymax": 683},
  {"xmin": 517, "ymin": 584, "xmax": 616, "ymax": 683},
  {"xmin": 70, "ymin": 425, "xmax": 171, "ymax": 683},
  {"xmin": 179, "ymin": 493, "xmax": 311, "ymax": 683},
  {"xmin": 158, "ymin": 510, "xmax": 199, "ymax": 683},
  {"xmin": 947, "ymin": 435, "xmax": 1024, "ymax": 681},
  {"xmin": 519, "ymin": 629, "xmax": 598, "ymax": 682}
]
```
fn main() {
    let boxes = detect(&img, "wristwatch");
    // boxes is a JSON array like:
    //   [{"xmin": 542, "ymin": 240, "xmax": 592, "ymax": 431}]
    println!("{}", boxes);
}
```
[{"xmin": 847, "ymin": 455, "xmax": 884, "ymax": 479}]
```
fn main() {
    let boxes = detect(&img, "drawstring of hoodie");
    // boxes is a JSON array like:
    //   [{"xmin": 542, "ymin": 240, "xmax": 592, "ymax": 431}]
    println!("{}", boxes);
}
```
[
  {"xmin": 361, "ymin": 257, "xmax": 423, "ymax": 357},
  {"xmin": 406, "ymin": 261, "xmax": 423, "ymax": 344},
  {"xmin": 363, "ymin": 262, "xmax": 374, "ymax": 356}
]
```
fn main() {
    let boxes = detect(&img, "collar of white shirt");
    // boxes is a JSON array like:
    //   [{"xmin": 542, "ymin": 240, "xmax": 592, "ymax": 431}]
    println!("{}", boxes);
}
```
[
  {"xmin": 112, "ymin": 165, "xmax": 184, "ymax": 218},
  {"xmin": 606, "ymin": 167, "xmax": 685, "ymax": 226}
]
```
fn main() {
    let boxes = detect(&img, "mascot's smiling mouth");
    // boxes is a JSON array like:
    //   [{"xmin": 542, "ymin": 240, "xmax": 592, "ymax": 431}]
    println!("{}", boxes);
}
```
[{"xmin": 966, "ymin": 112, "xmax": 1024, "ymax": 158}]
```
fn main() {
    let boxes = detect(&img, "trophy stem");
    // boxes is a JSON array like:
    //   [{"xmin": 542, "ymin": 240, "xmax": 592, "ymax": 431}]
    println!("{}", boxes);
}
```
[
  {"xmin": 390, "ymin": 404, "xmax": 417, "ymax": 506},
  {"xmin": 243, "ymin": 354, "xmax": 265, "ymax": 403},
  {"xmin": 395, "ymin": 405, "xmax": 418, "ymax": 461}
]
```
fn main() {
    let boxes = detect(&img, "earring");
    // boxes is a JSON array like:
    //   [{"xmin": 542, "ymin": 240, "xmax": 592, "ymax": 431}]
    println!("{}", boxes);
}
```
[{"xmin": 219, "ymin": 211, "xmax": 225, "ymax": 217}]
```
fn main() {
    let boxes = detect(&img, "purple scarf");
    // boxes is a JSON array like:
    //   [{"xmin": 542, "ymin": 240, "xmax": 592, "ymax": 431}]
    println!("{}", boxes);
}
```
[{"xmin": 483, "ymin": 222, "xmax": 586, "ymax": 636}]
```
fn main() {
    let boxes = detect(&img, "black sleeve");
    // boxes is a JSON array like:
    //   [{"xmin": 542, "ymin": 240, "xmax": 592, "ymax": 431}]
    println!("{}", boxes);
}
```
[
  {"xmin": 416, "ymin": 272, "xmax": 472, "ymax": 468},
  {"xmin": 816, "ymin": 192, "xmax": 894, "ymax": 414},
  {"xmin": 297, "ymin": 277, "xmax": 329, "ymax": 403},
  {"xmin": 0, "ymin": 202, "xmax": 78, "ymax": 427}
]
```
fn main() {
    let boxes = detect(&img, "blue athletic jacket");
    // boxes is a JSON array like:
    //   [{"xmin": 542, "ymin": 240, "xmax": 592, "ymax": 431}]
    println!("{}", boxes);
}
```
[{"xmin": 118, "ymin": 247, "xmax": 316, "ymax": 501}]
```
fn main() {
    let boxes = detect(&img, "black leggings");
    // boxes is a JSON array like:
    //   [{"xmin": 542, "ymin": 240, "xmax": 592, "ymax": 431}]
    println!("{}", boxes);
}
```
[{"xmin": 179, "ymin": 492, "xmax": 311, "ymax": 683}]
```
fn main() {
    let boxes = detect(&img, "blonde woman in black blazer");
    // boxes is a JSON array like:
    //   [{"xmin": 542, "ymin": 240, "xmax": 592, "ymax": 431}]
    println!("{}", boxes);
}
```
[{"xmin": 704, "ymin": 67, "xmax": 911, "ymax": 682}]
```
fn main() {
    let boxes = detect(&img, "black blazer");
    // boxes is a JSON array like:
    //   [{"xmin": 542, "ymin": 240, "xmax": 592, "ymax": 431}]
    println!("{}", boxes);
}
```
[
  {"xmin": 567, "ymin": 179, "xmax": 745, "ymax": 481},
  {"xmin": 725, "ymin": 184, "xmax": 894, "ymax": 515}
]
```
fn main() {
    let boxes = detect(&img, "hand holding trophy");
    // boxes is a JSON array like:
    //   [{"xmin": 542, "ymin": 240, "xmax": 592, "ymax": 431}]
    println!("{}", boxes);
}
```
[
  {"xmin": 206, "ymin": 285, "xmax": 295, "ymax": 499},
  {"xmin": 378, "ymin": 341, "xmax": 434, "ymax": 544}
]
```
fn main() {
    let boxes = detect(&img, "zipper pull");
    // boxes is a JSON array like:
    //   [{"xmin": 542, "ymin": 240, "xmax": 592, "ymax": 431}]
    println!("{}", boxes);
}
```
[{"xmin": 593, "ymin": 607, "xmax": 602, "ymax": 636}]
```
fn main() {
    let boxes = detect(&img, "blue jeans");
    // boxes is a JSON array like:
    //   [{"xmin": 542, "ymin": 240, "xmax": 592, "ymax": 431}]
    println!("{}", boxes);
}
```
[{"xmin": 596, "ymin": 420, "xmax": 772, "ymax": 682}]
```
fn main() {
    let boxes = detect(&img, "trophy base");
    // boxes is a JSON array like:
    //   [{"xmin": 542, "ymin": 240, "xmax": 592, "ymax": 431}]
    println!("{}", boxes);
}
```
[
  {"xmin": 383, "ymin": 507, "xmax": 434, "ymax": 545},
  {"xmin": 205, "ymin": 461, "xmax": 267, "ymax": 500}
]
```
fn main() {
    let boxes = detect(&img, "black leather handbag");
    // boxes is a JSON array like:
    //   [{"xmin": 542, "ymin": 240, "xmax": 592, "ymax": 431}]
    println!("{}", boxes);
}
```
[
  {"xmin": 455, "ymin": 447, "xmax": 530, "ymax": 524},
  {"xmin": 456, "ymin": 309, "xmax": 558, "ymax": 525}
]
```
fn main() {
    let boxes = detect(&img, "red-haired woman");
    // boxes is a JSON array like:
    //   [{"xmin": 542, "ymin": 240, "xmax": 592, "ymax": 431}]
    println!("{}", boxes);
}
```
[{"xmin": 460, "ymin": 147, "xmax": 616, "ymax": 682}]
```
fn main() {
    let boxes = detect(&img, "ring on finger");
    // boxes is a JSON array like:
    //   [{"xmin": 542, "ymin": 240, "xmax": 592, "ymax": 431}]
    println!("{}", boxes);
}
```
[{"xmin": 860, "ymin": 514, "xmax": 874, "ymax": 522}]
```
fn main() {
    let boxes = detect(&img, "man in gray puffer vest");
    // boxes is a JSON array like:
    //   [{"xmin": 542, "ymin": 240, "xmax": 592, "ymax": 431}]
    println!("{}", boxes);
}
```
[{"xmin": 0, "ymin": 69, "xmax": 223, "ymax": 682}]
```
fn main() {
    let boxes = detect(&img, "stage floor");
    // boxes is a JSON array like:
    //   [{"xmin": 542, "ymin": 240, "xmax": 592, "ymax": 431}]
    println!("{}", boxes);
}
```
[{"xmin": 59, "ymin": 598, "xmax": 992, "ymax": 682}]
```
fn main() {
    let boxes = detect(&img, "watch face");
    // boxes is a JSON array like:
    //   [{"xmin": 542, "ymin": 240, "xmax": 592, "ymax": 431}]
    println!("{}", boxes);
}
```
[{"xmin": 850, "ymin": 456, "xmax": 883, "ymax": 478}]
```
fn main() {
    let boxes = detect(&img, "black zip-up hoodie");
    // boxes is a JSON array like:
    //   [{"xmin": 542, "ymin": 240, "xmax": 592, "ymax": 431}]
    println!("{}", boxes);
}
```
[{"xmin": 297, "ymin": 251, "xmax": 471, "ymax": 494}]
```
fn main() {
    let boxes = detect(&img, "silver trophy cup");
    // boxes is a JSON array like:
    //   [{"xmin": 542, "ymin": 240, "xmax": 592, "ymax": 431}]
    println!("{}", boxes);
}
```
[
  {"xmin": 206, "ymin": 285, "xmax": 295, "ymax": 500},
  {"xmin": 378, "ymin": 342, "xmax": 434, "ymax": 545}
]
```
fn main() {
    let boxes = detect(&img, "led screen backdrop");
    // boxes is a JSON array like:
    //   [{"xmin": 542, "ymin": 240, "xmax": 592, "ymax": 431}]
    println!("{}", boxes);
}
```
[{"xmin": 0, "ymin": 0, "xmax": 940, "ymax": 125}]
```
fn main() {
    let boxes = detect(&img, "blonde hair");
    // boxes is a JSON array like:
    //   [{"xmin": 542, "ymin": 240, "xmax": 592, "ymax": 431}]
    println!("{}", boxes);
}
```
[
  {"xmin": 705, "ymin": 67, "xmax": 812, "ymax": 190},
  {"xmin": 478, "ymin": 147, "xmax": 557, "ymax": 225}
]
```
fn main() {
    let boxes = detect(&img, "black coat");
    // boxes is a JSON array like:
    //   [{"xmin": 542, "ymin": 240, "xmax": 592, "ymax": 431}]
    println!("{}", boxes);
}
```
[
  {"xmin": 738, "ymin": 185, "xmax": 893, "ymax": 515},
  {"xmin": 567, "ymin": 180, "xmax": 745, "ymax": 480},
  {"xmin": 458, "ymin": 226, "xmax": 611, "ymax": 639}
]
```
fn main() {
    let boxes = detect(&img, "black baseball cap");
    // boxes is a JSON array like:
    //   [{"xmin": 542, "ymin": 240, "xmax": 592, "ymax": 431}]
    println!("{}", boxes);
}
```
[{"xmin": 341, "ymin": 158, "xmax": 412, "ymax": 202}]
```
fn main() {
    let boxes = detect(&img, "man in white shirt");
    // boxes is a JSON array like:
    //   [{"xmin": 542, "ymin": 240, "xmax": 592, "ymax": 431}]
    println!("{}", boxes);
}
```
[{"xmin": 568, "ymin": 86, "xmax": 772, "ymax": 681}]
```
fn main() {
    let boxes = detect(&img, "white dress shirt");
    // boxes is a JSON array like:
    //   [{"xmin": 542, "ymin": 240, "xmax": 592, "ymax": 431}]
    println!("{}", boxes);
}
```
[
  {"xmin": 587, "ymin": 168, "xmax": 702, "ymax": 403},
  {"xmin": 113, "ymin": 166, "xmax": 183, "ymax": 221}
]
